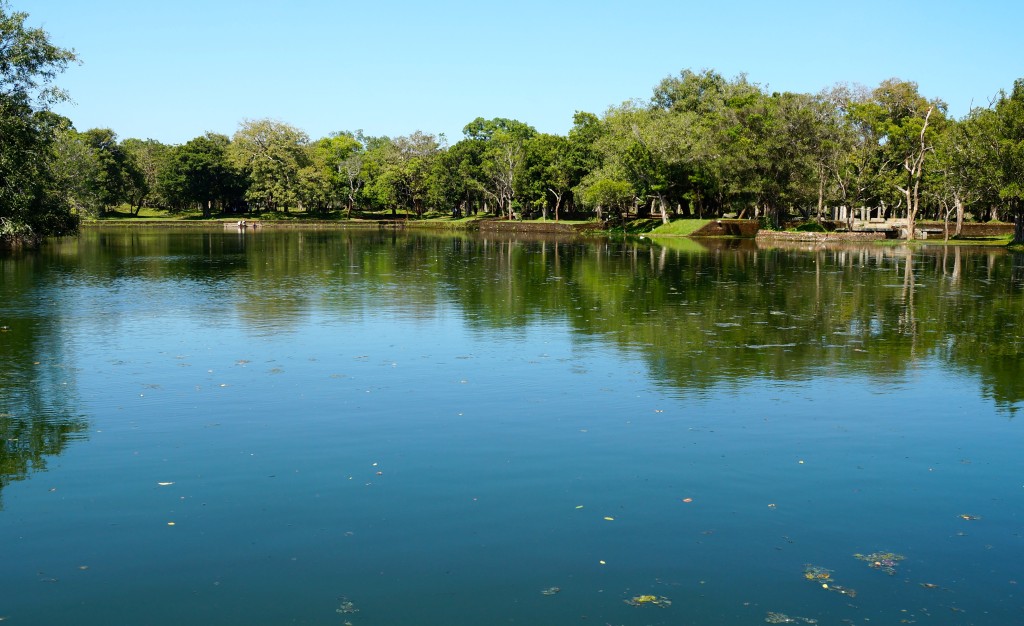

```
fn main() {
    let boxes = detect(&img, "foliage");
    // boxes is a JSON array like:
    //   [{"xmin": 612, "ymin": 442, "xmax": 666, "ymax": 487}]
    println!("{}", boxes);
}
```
[
  {"xmin": 229, "ymin": 119, "xmax": 310, "ymax": 213},
  {"xmin": 0, "ymin": 2, "xmax": 78, "ymax": 244},
  {"xmin": 992, "ymin": 79, "xmax": 1024, "ymax": 243},
  {"xmin": 162, "ymin": 133, "xmax": 245, "ymax": 216},
  {"xmin": 121, "ymin": 138, "xmax": 170, "ymax": 213},
  {"xmin": 0, "ymin": 1, "xmax": 76, "ymax": 106}
]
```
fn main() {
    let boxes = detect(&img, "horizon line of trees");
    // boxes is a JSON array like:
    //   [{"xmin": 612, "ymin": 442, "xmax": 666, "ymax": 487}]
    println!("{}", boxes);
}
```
[{"xmin": 3, "ymin": 2, "xmax": 1024, "ymax": 245}]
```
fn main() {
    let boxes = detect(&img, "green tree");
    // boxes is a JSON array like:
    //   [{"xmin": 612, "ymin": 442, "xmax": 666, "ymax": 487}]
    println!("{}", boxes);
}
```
[
  {"xmin": 121, "ymin": 138, "xmax": 170, "ymax": 213},
  {"xmin": 824, "ymin": 83, "xmax": 889, "ymax": 225},
  {"xmin": 0, "ymin": 1, "xmax": 78, "ymax": 245},
  {"xmin": 427, "ymin": 145, "xmax": 471, "ymax": 218},
  {"xmin": 361, "ymin": 132, "xmax": 441, "ymax": 217},
  {"xmin": 431, "ymin": 138, "xmax": 488, "ymax": 218},
  {"xmin": 519, "ymin": 133, "xmax": 569, "ymax": 219},
  {"xmin": 463, "ymin": 117, "xmax": 536, "ymax": 219},
  {"xmin": 229, "ymin": 119, "xmax": 310, "ymax": 213},
  {"xmin": 930, "ymin": 112, "xmax": 1002, "ymax": 238},
  {"xmin": 851, "ymin": 79, "xmax": 946, "ymax": 239},
  {"xmin": 78, "ymin": 128, "xmax": 144, "ymax": 215},
  {"xmin": 161, "ymin": 133, "xmax": 244, "ymax": 216},
  {"xmin": 992, "ymin": 79, "xmax": 1024, "ymax": 244},
  {"xmin": 579, "ymin": 177, "xmax": 634, "ymax": 220}
]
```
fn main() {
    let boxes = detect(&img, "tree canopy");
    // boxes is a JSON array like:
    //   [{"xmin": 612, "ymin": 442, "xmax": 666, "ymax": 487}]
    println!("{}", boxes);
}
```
[{"xmin": 0, "ymin": 1, "xmax": 78, "ymax": 246}]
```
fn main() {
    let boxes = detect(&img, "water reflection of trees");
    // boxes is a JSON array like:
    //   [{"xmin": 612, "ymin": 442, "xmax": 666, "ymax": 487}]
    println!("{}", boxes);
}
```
[
  {"xmin": 308, "ymin": 231, "xmax": 1022, "ymax": 412},
  {"xmin": 424, "ymin": 234, "xmax": 1021, "ymax": 411},
  {"xmin": 34, "ymin": 230, "xmax": 1024, "ymax": 417},
  {"xmin": 0, "ymin": 255, "xmax": 88, "ymax": 510}
]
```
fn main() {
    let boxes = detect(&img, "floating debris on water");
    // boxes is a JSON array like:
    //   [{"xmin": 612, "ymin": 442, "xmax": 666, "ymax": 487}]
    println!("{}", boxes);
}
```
[
  {"xmin": 765, "ymin": 611, "xmax": 818, "ymax": 624},
  {"xmin": 804, "ymin": 565, "xmax": 857, "ymax": 597},
  {"xmin": 624, "ymin": 594, "xmax": 672, "ymax": 607},
  {"xmin": 540, "ymin": 587, "xmax": 560, "ymax": 596},
  {"xmin": 824, "ymin": 584, "xmax": 857, "ymax": 598},
  {"xmin": 853, "ymin": 551, "xmax": 905, "ymax": 575},
  {"xmin": 803, "ymin": 565, "xmax": 832, "ymax": 582},
  {"xmin": 336, "ymin": 597, "xmax": 358, "ymax": 614}
]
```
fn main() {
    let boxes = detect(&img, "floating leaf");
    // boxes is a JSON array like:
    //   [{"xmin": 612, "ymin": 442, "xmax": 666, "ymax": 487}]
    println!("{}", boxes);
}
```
[
  {"xmin": 803, "ymin": 565, "xmax": 832, "ymax": 581},
  {"xmin": 853, "ymin": 551, "xmax": 905, "ymax": 575},
  {"xmin": 625, "ymin": 594, "xmax": 671, "ymax": 607},
  {"xmin": 765, "ymin": 612, "xmax": 818, "ymax": 624}
]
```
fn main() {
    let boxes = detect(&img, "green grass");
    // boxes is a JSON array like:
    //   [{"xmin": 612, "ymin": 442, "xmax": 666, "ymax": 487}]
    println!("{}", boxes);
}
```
[
  {"xmin": 648, "ymin": 219, "xmax": 714, "ymax": 236},
  {"xmin": 82, "ymin": 206, "xmax": 193, "ymax": 221}
]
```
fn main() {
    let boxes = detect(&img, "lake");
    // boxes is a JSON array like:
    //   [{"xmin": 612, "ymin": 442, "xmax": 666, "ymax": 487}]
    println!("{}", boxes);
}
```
[{"xmin": 1, "ymin": 227, "xmax": 1022, "ymax": 625}]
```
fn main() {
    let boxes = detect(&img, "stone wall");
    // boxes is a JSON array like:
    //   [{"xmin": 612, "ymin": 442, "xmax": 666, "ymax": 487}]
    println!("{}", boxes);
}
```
[
  {"xmin": 755, "ymin": 231, "xmax": 890, "ymax": 243},
  {"xmin": 477, "ymin": 220, "xmax": 598, "ymax": 234},
  {"xmin": 917, "ymin": 222, "xmax": 1014, "ymax": 238}
]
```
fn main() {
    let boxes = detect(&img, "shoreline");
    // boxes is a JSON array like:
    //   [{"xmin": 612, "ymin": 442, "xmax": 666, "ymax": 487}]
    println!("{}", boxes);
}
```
[{"xmin": 74, "ymin": 217, "xmax": 1015, "ymax": 246}]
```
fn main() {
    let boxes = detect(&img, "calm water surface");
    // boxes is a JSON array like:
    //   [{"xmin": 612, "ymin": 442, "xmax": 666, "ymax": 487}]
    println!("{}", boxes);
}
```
[{"xmin": 2, "ymin": 228, "xmax": 1023, "ymax": 625}]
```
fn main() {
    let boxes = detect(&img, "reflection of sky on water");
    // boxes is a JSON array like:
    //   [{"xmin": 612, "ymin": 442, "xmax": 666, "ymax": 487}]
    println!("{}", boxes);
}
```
[{"xmin": 0, "ymin": 230, "xmax": 1022, "ymax": 624}]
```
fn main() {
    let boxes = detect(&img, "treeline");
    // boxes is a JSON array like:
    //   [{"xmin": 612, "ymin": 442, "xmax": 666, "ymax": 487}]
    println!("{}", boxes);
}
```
[
  {"xmin": 3, "ymin": 2, "xmax": 1024, "ymax": 245},
  {"xmin": 56, "ymin": 73, "xmax": 1024, "ymax": 240}
]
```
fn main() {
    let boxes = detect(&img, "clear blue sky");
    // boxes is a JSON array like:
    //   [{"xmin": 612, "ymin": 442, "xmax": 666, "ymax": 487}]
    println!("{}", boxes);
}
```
[{"xmin": 28, "ymin": 0, "xmax": 1024, "ymax": 145}]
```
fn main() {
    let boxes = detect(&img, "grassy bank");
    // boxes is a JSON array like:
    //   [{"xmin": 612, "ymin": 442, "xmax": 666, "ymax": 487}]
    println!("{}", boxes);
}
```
[{"xmin": 648, "ymin": 219, "xmax": 715, "ymax": 236}]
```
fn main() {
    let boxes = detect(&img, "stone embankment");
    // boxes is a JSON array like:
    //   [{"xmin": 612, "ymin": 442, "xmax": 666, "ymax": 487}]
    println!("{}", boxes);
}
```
[
  {"xmin": 476, "ymin": 219, "xmax": 601, "ymax": 234},
  {"xmin": 755, "ymin": 230, "xmax": 890, "ymax": 243}
]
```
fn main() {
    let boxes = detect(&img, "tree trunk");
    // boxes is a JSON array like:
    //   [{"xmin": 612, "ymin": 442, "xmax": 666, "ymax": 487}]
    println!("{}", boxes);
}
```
[
  {"xmin": 941, "ymin": 200, "xmax": 951, "ymax": 242},
  {"xmin": 1014, "ymin": 206, "xmax": 1024, "ymax": 245},
  {"xmin": 903, "ymin": 106, "xmax": 934, "ymax": 241},
  {"xmin": 816, "ymin": 169, "xmax": 826, "ymax": 222},
  {"xmin": 954, "ymin": 195, "xmax": 964, "ymax": 237}
]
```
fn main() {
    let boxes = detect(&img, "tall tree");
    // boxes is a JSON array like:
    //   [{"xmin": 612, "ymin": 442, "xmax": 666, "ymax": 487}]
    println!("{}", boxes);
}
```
[
  {"xmin": 0, "ymin": 1, "xmax": 77, "ymax": 245},
  {"xmin": 121, "ymin": 138, "xmax": 170, "ymax": 213},
  {"xmin": 463, "ymin": 117, "xmax": 536, "ymax": 219},
  {"xmin": 161, "ymin": 133, "xmax": 244, "ymax": 216},
  {"xmin": 361, "ymin": 132, "xmax": 441, "ymax": 217},
  {"xmin": 229, "ymin": 119, "xmax": 309, "ymax": 213},
  {"xmin": 77, "ymin": 128, "xmax": 144, "ymax": 215},
  {"xmin": 853, "ymin": 79, "xmax": 946, "ymax": 239},
  {"xmin": 993, "ymin": 79, "xmax": 1024, "ymax": 244}
]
